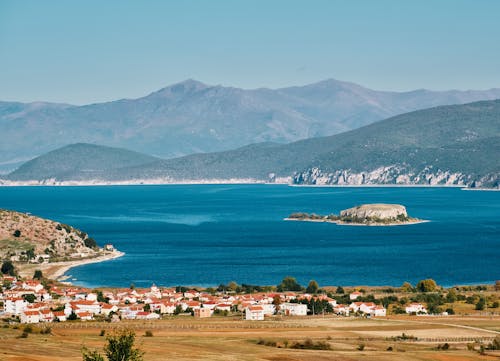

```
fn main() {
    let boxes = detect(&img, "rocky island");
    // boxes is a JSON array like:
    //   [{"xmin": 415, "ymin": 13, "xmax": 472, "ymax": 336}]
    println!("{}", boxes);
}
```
[{"xmin": 287, "ymin": 203, "xmax": 425, "ymax": 226}]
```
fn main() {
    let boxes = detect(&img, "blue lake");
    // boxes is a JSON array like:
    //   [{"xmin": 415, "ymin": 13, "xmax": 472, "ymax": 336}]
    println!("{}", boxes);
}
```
[{"xmin": 0, "ymin": 185, "xmax": 498, "ymax": 288}]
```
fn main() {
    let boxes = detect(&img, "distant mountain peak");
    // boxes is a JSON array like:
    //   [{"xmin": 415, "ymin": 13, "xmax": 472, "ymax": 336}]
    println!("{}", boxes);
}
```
[{"xmin": 150, "ymin": 79, "xmax": 210, "ymax": 98}]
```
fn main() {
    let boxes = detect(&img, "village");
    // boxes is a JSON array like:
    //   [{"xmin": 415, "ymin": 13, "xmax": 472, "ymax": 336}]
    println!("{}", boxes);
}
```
[{"xmin": 0, "ymin": 273, "xmax": 442, "ymax": 325}]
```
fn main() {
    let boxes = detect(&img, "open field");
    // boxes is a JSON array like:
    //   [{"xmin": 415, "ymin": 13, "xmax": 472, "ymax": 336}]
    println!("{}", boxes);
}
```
[{"xmin": 1, "ymin": 315, "xmax": 499, "ymax": 361}]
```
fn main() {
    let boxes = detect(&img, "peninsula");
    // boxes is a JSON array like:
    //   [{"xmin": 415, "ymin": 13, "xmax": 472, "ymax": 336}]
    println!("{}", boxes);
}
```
[
  {"xmin": 287, "ymin": 203, "xmax": 425, "ymax": 226},
  {"xmin": 0, "ymin": 209, "xmax": 123, "ymax": 280}
]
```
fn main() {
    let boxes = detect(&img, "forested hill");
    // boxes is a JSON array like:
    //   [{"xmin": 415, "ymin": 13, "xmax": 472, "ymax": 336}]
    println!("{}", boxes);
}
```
[{"xmin": 4, "ymin": 100, "xmax": 500, "ymax": 188}]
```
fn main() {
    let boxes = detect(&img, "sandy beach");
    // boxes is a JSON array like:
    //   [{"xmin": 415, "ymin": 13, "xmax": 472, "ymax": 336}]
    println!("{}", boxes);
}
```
[{"xmin": 18, "ymin": 250, "xmax": 125, "ymax": 281}]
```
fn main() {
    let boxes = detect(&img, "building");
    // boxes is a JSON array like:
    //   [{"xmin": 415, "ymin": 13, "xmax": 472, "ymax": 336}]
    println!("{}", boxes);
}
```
[
  {"xmin": 194, "ymin": 308, "xmax": 212, "ymax": 318},
  {"xmin": 349, "ymin": 291, "xmax": 362, "ymax": 300},
  {"xmin": 245, "ymin": 306, "xmax": 264, "ymax": 321},
  {"xmin": 405, "ymin": 302, "xmax": 427, "ymax": 314},
  {"xmin": 281, "ymin": 302, "xmax": 308, "ymax": 316}
]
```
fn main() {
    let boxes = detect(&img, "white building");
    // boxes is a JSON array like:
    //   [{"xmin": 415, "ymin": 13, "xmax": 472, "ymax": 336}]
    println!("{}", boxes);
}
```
[
  {"xmin": 349, "ymin": 291, "xmax": 362, "ymax": 300},
  {"xmin": 20, "ymin": 310, "xmax": 40, "ymax": 324},
  {"xmin": 245, "ymin": 306, "xmax": 264, "ymax": 320},
  {"xmin": 281, "ymin": 302, "xmax": 308, "ymax": 316},
  {"xmin": 405, "ymin": 302, "xmax": 427, "ymax": 314},
  {"xmin": 4, "ymin": 298, "xmax": 28, "ymax": 315}
]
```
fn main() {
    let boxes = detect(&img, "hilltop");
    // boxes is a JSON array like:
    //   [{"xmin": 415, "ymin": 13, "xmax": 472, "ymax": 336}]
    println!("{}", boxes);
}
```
[
  {"xmin": 0, "ymin": 209, "xmax": 100, "ymax": 262},
  {"xmin": 2, "ymin": 78, "xmax": 500, "ymax": 172},
  {"xmin": 7, "ymin": 143, "xmax": 158, "ymax": 181}
]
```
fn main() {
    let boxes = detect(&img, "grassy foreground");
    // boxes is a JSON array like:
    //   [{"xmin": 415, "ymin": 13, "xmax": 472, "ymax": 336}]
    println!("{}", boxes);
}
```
[{"xmin": 1, "ymin": 315, "xmax": 499, "ymax": 361}]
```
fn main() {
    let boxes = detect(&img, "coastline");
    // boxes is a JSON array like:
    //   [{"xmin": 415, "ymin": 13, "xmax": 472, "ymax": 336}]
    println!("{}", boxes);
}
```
[
  {"xmin": 284, "ymin": 217, "xmax": 429, "ymax": 226},
  {"xmin": 19, "ymin": 250, "xmax": 125, "ymax": 282}
]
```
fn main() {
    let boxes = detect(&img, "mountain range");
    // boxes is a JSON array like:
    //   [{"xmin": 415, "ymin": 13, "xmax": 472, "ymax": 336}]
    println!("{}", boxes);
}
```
[
  {"xmin": 5, "ymin": 99, "xmax": 500, "ymax": 188},
  {"xmin": 2, "ymin": 78, "xmax": 500, "ymax": 173}
]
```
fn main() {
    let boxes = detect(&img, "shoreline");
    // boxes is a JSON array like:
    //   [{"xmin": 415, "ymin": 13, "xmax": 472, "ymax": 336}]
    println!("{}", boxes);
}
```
[
  {"xmin": 20, "ymin": 250, "xmax": 125, "ymax": 282},
  {"xmin": 284, "ymin": 217, "xmax": 429, "ymax": 226}
]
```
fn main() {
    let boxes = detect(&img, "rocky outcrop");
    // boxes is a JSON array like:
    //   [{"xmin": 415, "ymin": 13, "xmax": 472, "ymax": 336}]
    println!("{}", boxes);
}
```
[
  {"xmin": 340, "ymin": 204, "xmax": 407, "ymax": 220},
  {"xmin": 292, "ymin": 166, "xmax": 500, "ymax": 188}
]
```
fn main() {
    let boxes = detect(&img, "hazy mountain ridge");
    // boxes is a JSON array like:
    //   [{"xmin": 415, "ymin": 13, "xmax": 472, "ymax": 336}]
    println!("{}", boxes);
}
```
[
  {"xmin": 2, "ymin": 78, "xmax": 500, "ymax": 171},
  {"xmin": 4, "ymin": 100, "xmax": 500, "ymax": 188}
]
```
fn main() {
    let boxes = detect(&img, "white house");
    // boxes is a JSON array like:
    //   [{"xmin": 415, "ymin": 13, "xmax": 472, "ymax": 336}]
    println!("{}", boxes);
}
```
[
  {"xmin": 349, "ymin": 291, "xmax": 362, "ymax": 300},
  {"xmin": 20, "ymin": 310, "xmax": 40, "ymax": 324},
  {"xmin": 281, "ymin": 302, "xmax": 308, "ymax": 316},
  {"xmin": 333, "ymin": 304, "xmax": 350, "ymax": 316},
  {"xmin": 245, "ymin": 305, "xmax": 264, "ymax": 321},
  {"xmin": 405, "ymin": 302, "xmax": 427, "ymax": 314},
  {"xmin": 4, "ymin": 298, "xmax": 28, "ymax": 315},
  {"xmin": 260, "ymin": 303, "xmax": 276, "ymax": 315}
]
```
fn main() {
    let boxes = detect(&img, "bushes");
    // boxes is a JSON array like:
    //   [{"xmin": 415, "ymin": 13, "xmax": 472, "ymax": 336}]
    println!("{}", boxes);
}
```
[
  {"xmin": 256, "ymin": 337, "xmax": 331, "ymax": 350},
  {"xmin": 144, "ymin": 330, "xmax": 153, "ymax": 337}
]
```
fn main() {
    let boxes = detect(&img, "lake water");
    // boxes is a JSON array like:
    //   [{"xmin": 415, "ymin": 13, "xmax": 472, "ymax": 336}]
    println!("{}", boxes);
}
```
[{"xmin": 0, "ymin": 185, "xmax": 498, "ymax": 288}]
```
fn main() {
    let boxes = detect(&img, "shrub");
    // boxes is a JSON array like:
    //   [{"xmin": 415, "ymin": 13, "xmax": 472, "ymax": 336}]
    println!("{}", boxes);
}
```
[
  {"xmin": 40, "ymin": 326, "xmax": 52, "ymax": 334},
  {"xmin": 144, "ymin": 330, "xmax": 153, "ymax": 337},
  {"xmin": 100, "ymin": 329, "xmax": 106, "ymax": 336},
  {"xmin": 19, "ymin": 331, "xmax": 29, "ymax": 338},
  {"xmin": 23, "ymin": 325, "xmax": 33, "ymax": 333},
  {"xmin": 386, "ymin": 346, "xmax": 393, "ymax": 351},
  {"xmin": 357, "ymin": 343, "xmax": 365, "ymax": 351}
]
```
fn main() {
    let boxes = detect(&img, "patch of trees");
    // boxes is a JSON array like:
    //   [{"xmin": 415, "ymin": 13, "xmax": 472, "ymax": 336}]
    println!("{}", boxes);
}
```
[
  {"xmin": 84, "ymin": 237, "xmax": 97, "ymax": 249},
  {"xmin": 1, "ymin": 260, "xmax": 16, "ymax": 276},
  {"xmin": 277, "ymin": 276, "xmax": 303, "ymax": 292},
  {"xmin": 82, "ymin": 329, "xmax": 144, "ymax": 361}
]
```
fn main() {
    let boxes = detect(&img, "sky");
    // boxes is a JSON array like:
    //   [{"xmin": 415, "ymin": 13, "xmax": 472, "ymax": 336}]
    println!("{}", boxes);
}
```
[{"xmin": 1, "ymin": 0, "xmax": 500, "ymax": 104}]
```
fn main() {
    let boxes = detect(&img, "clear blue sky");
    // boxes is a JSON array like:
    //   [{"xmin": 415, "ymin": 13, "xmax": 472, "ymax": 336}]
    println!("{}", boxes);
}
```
[{"xmin": 1, "ymin": 0, "xmax": 499, "ymax": 104}]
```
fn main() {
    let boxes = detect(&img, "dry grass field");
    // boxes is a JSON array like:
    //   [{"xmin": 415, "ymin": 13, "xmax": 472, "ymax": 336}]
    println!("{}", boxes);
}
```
[{"xmin": 1, "ymin": 315, "xmax": 499, "ymax": 361}]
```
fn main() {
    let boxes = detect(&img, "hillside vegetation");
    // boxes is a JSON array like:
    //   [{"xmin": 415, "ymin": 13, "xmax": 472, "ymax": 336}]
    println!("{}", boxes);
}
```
[
  {"xmin": 0, "ymin": 209, "xmax": 100, "ymax": 262},
  {"xmin": 4, "ymin": 100, "xmax": 500, "ymax": 188}
]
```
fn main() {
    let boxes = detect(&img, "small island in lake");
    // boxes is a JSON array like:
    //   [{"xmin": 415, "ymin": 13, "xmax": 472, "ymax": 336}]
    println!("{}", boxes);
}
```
[{"xmin": 286, "ymin": 203, "xmax": 426, "ymax": 226}]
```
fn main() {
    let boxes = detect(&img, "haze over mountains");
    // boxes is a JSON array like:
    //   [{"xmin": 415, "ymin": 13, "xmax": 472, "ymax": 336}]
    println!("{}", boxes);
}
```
[
  {"xmin": 2, "ymin": 78, "xmax": 500, "ymax": 172},
  {"xmin": 6, "ymin": 100, "xmax": 500, "ymax": 188}
]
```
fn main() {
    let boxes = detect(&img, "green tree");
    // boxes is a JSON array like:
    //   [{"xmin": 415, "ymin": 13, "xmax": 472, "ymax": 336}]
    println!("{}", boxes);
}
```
[
  {"xmin": 26, "ymin": 248, "xmax": 35, "ymax": 261},
  {"xmin": 1, "ymin": 260, "xmax": 16, "ymax": 276},
  {"xmin": 13, "ymin": 229, "xmax": 21, "ymax": 237},
  {"xmin": 475, "ymin": 298, "xmax": 486, "ymax": 311},
  {"xmin": 83, "ymin": 329, "xmax": 144, "ymax": 361},
  {"xmin": 277, "ymin": 276, "xmax": 302, "ymax": 292},
  {"xmin": 23, "ymin": 294, "xmax": 36, "ymax": 303},
  {"xmin": 445, "ymin": 289, "xmax": 457, "ymax": 303},
  {"xmin": 416, "ymin": 279, "xmax": 438, "ymax": 293},
  {"xmin": 306, "ymin": 280, "xmax": 319, "ymax": 294},
  {"xmin": 336, "ymin": 286, "xmax": 345, "ymax": 294},
  {"xmin": 400, "ymin": 282, "xmax": 414, "ymax": 293},
  {"xmin": 33, "ymin": 269, "xmax": 43, "ymax": 280}
]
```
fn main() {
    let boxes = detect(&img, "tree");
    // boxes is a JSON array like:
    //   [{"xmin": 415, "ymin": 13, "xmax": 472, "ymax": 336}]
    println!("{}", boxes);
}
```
[
  {"xmin": 13, "ymin": 229, "xmax": 21, "ymax": 237},
  {"xmin": 445, "ymin": 289, "xmax": 457, "ymax": 303},
  {"xmin": 306, "ymin": 280, "xmax": 319, "ymax": 294},
  {"xmin": 82, "ymin": 329, "xmax": 144, "ymax": 361},
  {"xmin": 23, "ymin": 294, "xmax": 36, "ymax": 303},
  {"xmin": 416, "ymin": 279, "xmax": 438, "ymax": 293},
  {"xmin": 1, "ymin": 260, "xmax": 16, "ymax": 276},
  {"xmin": 336, "ymin": 286, "xmax": 345, "ymax": 294},
  {"xmin": 475, "ymin": 298, "xmax": 486, "ymax": 311},
  {"xmin": 400, "ymin": 282, "xmax": 414, "ymax": 293},
  {"xmin": 272, "ymin": 294, "xmax": 281, "ymax": 314},
  {"xmin": 33, "ymin": 269, "xmax": 43, "ymax": 280},
  {"xmin": 495, "ymin": 280, "xmax": 500, "ymax": 291},
  {"xmin": 26, "ymin": 248, "xmax": 35, "ymax": 261},
  {"xmin": 277, "ymin": 276, "xmax": 302, "ymax": 292}
]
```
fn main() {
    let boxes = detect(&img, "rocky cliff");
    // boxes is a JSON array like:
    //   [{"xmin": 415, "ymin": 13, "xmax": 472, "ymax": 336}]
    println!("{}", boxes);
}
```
[{"xmin": 340, "ymin": 204, "xmax": 408, "ymax": 220}]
